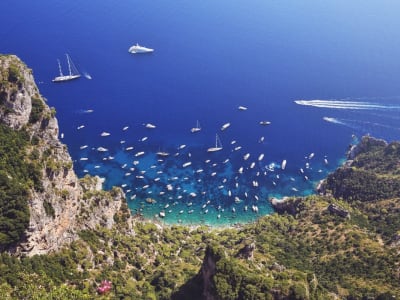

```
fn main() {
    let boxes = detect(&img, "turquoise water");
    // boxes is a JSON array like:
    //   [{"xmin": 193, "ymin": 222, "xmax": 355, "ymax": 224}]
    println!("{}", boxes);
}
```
[{"xmin": 1, "ymin": 1, "xmax": 400, "ymax": 225}]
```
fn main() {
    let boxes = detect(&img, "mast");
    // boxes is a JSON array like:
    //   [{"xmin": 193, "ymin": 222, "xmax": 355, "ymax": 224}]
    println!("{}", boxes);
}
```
[
  {"xmin": 217, "ymin": 134, "xmax": 222, "ymax": 148},
  {"xmin": 66, "ymin": 54, "xmax": 73, "ymax": 76},
  {"xmin": 57, "ymin": 59, "xmax": 63, "ymax": 76}
]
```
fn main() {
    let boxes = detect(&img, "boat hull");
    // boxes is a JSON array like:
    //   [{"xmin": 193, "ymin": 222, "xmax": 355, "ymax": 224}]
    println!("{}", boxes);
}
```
[
  {"xmin": 128, "ymin": 45, "xmax": 154, "ymax": 54},
  {"xmin": 52, "ymin": 74, "xmax": 81, "ymax": 82}
]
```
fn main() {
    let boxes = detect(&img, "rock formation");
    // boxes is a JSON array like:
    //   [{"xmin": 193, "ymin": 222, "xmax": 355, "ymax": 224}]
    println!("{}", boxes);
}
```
[{"xmin": 0, "ymin": 55, "xmax": 126, "ymax": 256}]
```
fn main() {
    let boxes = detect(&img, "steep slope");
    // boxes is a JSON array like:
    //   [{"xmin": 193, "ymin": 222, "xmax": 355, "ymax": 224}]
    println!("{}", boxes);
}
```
[
  {"xmin": 0, "ymin": 55, "xmax": 399, "ymax": 299},
  {"xmin": 0, "ymin": 54, "xmax": 126, "ymax": 256}
]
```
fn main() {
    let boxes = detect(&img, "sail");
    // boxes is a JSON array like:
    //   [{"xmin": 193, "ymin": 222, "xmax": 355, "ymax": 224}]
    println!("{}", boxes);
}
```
[{"xmin": 52, "ymin": 54, "xmax": 81, "ymax": 82}]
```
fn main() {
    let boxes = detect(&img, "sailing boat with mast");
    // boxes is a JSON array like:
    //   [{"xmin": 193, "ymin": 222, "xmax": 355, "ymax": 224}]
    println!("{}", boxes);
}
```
[
  {"xmin": 190, "ymin": 120, "xmax": 201, "ymax": 133},
  {"xmin": 207, "ymin": 134, "xmax": 223, "ymax": 152},
  {"xmin": 52, "ymin": 54, "xmax": 81, "ymax": 82}
]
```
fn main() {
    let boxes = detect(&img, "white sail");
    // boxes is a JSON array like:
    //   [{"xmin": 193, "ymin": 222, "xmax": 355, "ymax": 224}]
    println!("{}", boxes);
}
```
[
  {"xmin": 207, "ymin": 134, "xmax": 223, "ymax": 152},
  {"xmin": 52, "ymin": 54, "xmax": 81, "ymax": 82}
]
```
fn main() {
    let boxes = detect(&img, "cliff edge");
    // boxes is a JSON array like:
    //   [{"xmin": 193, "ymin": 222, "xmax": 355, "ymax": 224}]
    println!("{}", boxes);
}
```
[{"xmin": 0, "ymin": 54, "xmax": 126, "ymax": 256}]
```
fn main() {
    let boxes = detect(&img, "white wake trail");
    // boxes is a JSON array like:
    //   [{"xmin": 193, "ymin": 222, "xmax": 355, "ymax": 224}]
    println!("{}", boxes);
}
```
[{"xmin": 295, "ymin": 99, "xmax": 400, "ymax": 110}]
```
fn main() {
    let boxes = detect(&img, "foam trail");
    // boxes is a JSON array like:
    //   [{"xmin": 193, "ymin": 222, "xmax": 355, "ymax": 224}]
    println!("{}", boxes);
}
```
[
  {"xmin": 323, "ymin": 117, "xmax": 400, "ymax": 133},
  {"xmin": 322, "ymin": 117, "xmax": 345, "ymax": 125},
  {"xmin": 295, "ymin": 99, "xmax": 400, "ymax": 110}
]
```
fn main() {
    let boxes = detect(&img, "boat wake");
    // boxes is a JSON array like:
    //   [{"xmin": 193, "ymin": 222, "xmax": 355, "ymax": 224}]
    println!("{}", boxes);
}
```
[
  {"xmin": 323, "ymin": 116, "xmax": 400, "ymax": 133},
  {"xmin": 295, "ymin": 99, "xmax": 400, "ymax": 110},
  {"xmin": 322, "ymin": 117, "xmax": 345, "ymax": 125},
  {"xmin": 83, "ymin": 72, "xmax": 92, "ymax": 80}
]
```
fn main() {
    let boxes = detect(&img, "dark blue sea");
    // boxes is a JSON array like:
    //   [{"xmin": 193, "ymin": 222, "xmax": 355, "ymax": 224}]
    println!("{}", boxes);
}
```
[{"xmin": 2, "ymin": 0, "xmax": 400, "ymax": 226}]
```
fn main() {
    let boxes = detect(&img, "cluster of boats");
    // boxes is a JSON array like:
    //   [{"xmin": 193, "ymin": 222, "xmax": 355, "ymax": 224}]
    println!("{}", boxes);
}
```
[{"xmin": 73, "ymin": 103, "xmax": 331, "ymax": 224}]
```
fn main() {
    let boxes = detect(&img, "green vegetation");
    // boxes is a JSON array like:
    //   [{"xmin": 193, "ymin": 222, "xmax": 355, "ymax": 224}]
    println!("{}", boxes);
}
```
[
  {"xmin": 0, "ymin": 57, "xmax": 399, "ymax": 299},
  {"xmin": 29, "ymin": 96, "xmax": 45, "ymax": 124},
  {"xmin": 1, "ymin": 192, "xmax": 399, "ymax": 299},
  {"xmin": 0, "ymin": 124, "xmax": 43, "ymax": 249}
]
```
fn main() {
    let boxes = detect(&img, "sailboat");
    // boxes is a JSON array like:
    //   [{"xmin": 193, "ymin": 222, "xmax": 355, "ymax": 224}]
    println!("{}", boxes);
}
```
[
  {"xmin": 52, "ymin": 54, "xmax": 81, "ymax": 82},
  {"xmin": 207, "ymin": 134, "xmax": 223, "ymax": 152},
  {"xmin": 190, "ymin": 120, "xmax": 201, "ymax": 133}
]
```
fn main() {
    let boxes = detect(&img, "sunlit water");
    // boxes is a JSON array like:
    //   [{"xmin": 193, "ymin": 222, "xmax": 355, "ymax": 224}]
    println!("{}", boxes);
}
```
[{"xmin": 1, "ymin": 0, "xmax": 400, "ymax": 226}]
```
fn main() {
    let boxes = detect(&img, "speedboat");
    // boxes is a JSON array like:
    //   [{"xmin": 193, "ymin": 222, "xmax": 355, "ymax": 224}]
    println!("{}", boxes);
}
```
[
  {"xmin": 259, "ymin": 121, "xmax": 271, "ymax": 125},
  {"xmin": 128, "ymin": 43, "xmax": 154, "ymax": 54}
]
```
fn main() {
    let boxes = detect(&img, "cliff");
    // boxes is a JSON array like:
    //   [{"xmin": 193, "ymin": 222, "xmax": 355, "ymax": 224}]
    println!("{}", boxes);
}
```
[
  {"xmin": 0, "ymin": 55, "xmax": 399, "ymax": 299},
  {"xmin": 0, "ymin": 55, "xmax": 126, "ymax": 256}
]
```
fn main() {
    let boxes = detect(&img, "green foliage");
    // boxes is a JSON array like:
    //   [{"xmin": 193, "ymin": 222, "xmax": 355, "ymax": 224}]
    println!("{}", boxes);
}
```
[
  {"xmin": 0, "ymin": 124, "xmax": 43, "ymax": 249},
  {"xmin": 7, "ymin": 64, "xmax": 21, "ymax": 83},
  {"xmin": 29, "ymin": 97, "xmax": 45, "ymax": 124},
  {"xmin": 325, "ymin": 167, "xmax": 400, "ymax": 202}
]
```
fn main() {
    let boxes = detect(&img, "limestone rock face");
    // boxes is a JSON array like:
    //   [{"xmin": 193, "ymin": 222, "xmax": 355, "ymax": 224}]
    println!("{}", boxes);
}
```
[
  {"xmin": 0, "ymin": 55, "xmax": 126, "ymax": 256},
  {"xmin": 0, "ymin": 56, "xmax": 34, "ymax": 129}
]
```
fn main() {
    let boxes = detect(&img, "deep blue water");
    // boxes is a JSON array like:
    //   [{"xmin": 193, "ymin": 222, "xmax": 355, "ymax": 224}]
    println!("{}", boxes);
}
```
[{"xmin": 2, "ymin": 1, "xmax": 400, "ymax": 225}]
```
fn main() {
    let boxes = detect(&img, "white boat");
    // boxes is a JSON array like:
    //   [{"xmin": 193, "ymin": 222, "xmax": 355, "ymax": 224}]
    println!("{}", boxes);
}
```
[
  {"xmin": 207, "ymin": 134, "xmax": 223, "ymax": 152},
  {"xmin": 190, "ymin": 120, "xmax": 201, "ymax": 133},
  {"xmin": 259, "ymin": 121, "xmax": 271, "ymax": 126},
  {"xmin": 145, "ymin": 123, "xmax": 156, "ymax": 129},
  {"xmin": 52, "ymin": 54, "xmax": 81, "ymax": 82},
  {"xmin": 156, "ymin": 151, "xmax": 170, "ymax": 157},
  {"xmin": 238, "ymin": 106, "xmax": 248, "ymax": 111},
  {"xmin": 221, "ymin": 122, "xmax": 231, "ymax": 131},
  {"xmin": 128, "ymin": 43, "xmax": 154, "ymax": 54},
  {"xmin": 281, "ymin": 159, "xmax": 287, "ymax": 170}
]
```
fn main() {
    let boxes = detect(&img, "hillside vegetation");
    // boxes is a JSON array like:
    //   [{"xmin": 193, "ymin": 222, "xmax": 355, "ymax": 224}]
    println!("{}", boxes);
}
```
[{"xmin": 0, "ymin": 56, "xmax": 399, "ymax": 299}]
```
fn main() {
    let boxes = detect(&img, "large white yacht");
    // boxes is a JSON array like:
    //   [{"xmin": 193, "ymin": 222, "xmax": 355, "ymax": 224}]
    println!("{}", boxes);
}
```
[
  {"xmin": 52, "ymin": 54, "xmax": 81, "ymax": 82},
  {"xmin": 128, "ymin": 43, "xmax": 154, "ymax": 54}
]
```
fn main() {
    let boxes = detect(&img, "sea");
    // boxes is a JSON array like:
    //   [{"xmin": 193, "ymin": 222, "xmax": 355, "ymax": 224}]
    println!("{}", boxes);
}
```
[{"xmin": 2, "ymin": 0, "xmax": 400, "ymax": 226}]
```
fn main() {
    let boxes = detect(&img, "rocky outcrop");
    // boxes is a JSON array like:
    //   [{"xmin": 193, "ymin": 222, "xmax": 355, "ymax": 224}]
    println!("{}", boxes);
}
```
[
  {"xmin": 236, "ymin": 241, "xmax": 255, "ymax": 260},
  {"xmin": 0, "ymin": 55, "xmax": 126, "ymax": 256},
  {"xmin": 327, "ymin": 203, "xmax": 350, "ymax": 218},
  {"xmin": 200, "ymin": 245, "xmax": 223, "ymax": 300},
  {"xmin": 347, "ymin": 136, "xmax": 387, "ymax": 160},
  {"xmin": 270, "ymin": 197, "xmax": 303, "ymax": 216}
]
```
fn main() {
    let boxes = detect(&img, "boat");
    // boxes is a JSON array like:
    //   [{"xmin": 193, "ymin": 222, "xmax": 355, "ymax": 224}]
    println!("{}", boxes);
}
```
[
  {"xmin": 156, "ymin": 151, "xmax": 170, "ymax": 157},
  {"xmin": 207, "ymin": 134, "xmax": 223, "ymax": 152},
  {"xmin": 190, "ymin": 120, "xmax": 201, "ymax": 133},
  {"xmin": 128, "ymin": 43, "xmax": 154, "ymax": 54},
  {"xmin": 221, "ymin": 122, "xmax": 231, "ymax": 131},
  {"xmin": 52, "ymin": 54, "xmax": 81, "ymax": 82},
  {"xmin": 145, "ymin": 123, "xmax": 156, "ymax": 129},
  {"xmin": 281, "ymin": 159, "xmax": 287, "ymax": 170},
  {"xmin": 259, "ymin": 121, "xmax": 271, "ymax": 126}
]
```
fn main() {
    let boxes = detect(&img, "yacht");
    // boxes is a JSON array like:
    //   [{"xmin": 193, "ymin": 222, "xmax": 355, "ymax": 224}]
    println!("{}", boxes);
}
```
[
  {"xmin": 259, "ymin": 121, "xmax": 271, "ymax": 125},
  {"xmin": 156, "ymin": 151, "xmax": 170, "ymax": 157},
  {"xmin": 190, "ymin": 120, "xmax": 201, "ymax": 133},
  {"xmin": 128, "ymin": 43, "xmax": 154, "ymax": 54},
  {"xmin": 207, "ymin": 134, "xmax": 223, "ymax": 152},
  {"xmin": 221, "ymin": 122, "xmax": 231, "ymax": 131},
  {"xmin": 52, "ymin": 54, "xmax": 81, "ymax": 82}
]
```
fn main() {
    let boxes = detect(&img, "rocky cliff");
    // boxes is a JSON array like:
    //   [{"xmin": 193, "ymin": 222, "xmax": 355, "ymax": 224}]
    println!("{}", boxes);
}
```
[{"xmin": 0, "ymin": 55, "xmax": 126, "ymax": 256}]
